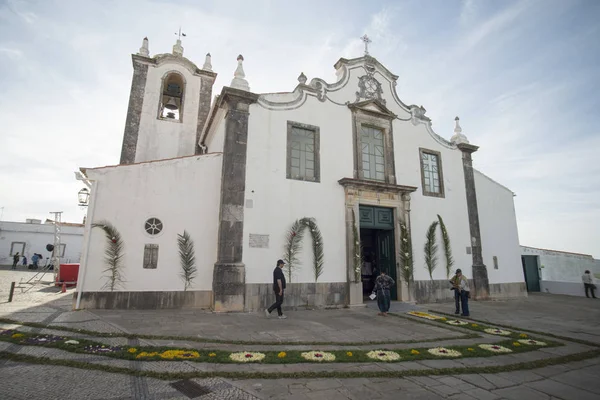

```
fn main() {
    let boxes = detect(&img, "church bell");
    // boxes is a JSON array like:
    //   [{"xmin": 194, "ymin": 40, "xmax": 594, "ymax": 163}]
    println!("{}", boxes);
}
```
[{"xmin": 164, "ymin": 97, "xmax": 179, "ymax": 110}]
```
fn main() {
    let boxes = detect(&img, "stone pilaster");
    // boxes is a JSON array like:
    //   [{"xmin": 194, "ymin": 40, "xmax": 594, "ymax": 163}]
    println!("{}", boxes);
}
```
[
  {"xmin": 213, "ymin": 87, "xmax": 259, "ymax": 312},
  {"xmin": 457, "ymin": 143, "xmax": 490, "ymax": 300},
  {"xmin": 120, "ymin": 55, "xmax": 149, "ymax": 164},
  {"xmin": 195, "ymin": 72, "xmax": 217, "ymax": 154}
]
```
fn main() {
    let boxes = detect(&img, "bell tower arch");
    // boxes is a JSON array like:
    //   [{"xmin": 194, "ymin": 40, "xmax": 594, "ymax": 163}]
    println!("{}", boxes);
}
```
[{"xmin": 120, "ymin": 37, "xmax": 217, "ymax": 164}]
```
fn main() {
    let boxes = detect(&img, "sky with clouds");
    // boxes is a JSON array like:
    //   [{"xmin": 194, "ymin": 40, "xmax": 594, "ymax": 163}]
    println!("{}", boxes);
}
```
[{"xmin": 0, "ymin": 0, "xmax": 599, "ymax": 257}]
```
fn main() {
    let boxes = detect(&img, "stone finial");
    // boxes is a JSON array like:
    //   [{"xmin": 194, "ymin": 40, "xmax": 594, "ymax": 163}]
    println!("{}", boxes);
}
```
[
  {"xmin": 451, "ymin": 116, "xmax": 470, "ymax": 144},
  {"xmin": 298, "ymin": 72, "xmax": 307, "ymax": 85},
  {"xmin": 202, "ymin": 53, "xmax": 213, "ymax": 71},
  {"xmin": 230, "ymin": 54, "xmax": 250, "ymax": 91},
  {"xmin": 138, "ymin": 37, "xmax": 149, "ymax": 57},
  {"xmin": 172, "ymin": 39, "xmax": 184, "ymax": 57}
]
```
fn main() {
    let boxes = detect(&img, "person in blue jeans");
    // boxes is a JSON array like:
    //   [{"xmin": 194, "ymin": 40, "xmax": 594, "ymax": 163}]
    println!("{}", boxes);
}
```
[
  {"xmin": 373, "ymin": 270, "xmax": 395, "ymax": 316},
  {"xmin": 450, "ymin": 269, "xmax": 470, "ymax": 317}
]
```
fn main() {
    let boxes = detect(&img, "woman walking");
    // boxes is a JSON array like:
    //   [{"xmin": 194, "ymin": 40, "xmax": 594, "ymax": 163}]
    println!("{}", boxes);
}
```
[{"xmin": 373, "ymin": 270, "xmax": 395, "ymax": 316}]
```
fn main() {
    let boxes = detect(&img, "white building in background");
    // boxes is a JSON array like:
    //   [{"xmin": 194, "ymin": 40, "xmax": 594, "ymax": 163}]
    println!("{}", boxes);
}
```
[
  {"xmin": 75, "ymin": 36, "xmax": 526, "ymax": 311},
  {"xmin": 521, "ymin": 246, "xmax": 600, "ymax": 297},
  {"xmin": 0, "ymin": 220, "xmax": 84, "ymax": 266}
]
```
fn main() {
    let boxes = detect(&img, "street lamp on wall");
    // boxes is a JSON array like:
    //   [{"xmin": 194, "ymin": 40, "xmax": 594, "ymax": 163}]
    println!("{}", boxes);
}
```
[{"xmin": 78, "ymin": 188, "xmax": 90, "ymax": 207}]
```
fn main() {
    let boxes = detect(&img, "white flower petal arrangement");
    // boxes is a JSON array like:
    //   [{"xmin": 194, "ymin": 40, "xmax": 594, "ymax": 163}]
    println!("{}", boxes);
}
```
[
  {"xmin": 446, "ymin": 319, "xmax": 469, "ymax": 326},
  {"xmin": 427, "ymin": 347, "xmax": 462, "ymax": 357},
  {"xmin": 229, "ymin": 352, "xmax": 266, "ymax": 362},
  {"xmin": 518, "ymin": 339, "xmax": 547, "ymax": 346},
  {"xmin": 484, "ymin": 328, "xmax": 512, "ymax": 336},
  {"xmin": 366, "ymin": 350, "xmax": 401, "ymax": 361},
  {"xmin": 301, "ymin": 351, "xmax": 336, "ymax": 362},
  {"xmin": 478, "ymin": 344, "xmax": 512, "ymax": 353}
]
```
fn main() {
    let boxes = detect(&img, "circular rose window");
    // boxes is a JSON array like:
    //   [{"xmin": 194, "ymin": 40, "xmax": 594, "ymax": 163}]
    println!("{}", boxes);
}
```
[{"xmin": 144, "ymin": 218, "xmax": 163, "ymax": 235}]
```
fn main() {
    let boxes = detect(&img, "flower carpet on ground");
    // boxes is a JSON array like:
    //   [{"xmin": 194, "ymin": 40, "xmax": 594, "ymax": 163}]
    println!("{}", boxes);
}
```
[{"xmin": 0, "ymin": 310, "xmax": 561, "ymax": 369}]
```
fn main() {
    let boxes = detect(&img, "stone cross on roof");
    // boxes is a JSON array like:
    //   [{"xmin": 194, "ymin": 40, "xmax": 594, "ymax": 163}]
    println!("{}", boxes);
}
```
[{"xmin": 360, "ymin": 34, "xmax": 372, "ymax": 56}]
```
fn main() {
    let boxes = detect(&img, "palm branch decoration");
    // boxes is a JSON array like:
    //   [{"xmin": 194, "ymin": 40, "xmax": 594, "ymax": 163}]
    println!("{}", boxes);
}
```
[
  {"xmin": 437, "ymin": 215, "xmax": 454, "ymax": 278},
  {"xmin": 282, "ymin": 217, "xmax": 325, "ymax": 282},
  {"xmin": 424, "ymin": 220, "xmax": 439, "ymax": 280},
  {"xmin": 92, "ymin": 220, "xmax": 125, "ymax": 291},
  {"xmin": 304, "ymin": 218, "xmax": 324, "ymax": 282},
  {"xmin": 399, "ymin": 222, "xmax": 414, "ymax": 286},
  {"xmin": 283, "ymin": 219, "xmax": 305, "ymax": 282},
  {"xmin": 177, "ymin": 230, "xmax": 197, "ymax": 291}
]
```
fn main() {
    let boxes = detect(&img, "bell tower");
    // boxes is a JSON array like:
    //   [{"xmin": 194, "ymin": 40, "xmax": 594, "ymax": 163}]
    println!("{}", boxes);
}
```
[{"xmin": 119, "ymin": 36, "xmax": 217, "ymax": 164}]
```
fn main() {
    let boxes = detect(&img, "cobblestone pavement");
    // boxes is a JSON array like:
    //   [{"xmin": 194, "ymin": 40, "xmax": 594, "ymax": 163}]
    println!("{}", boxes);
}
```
[
  {"xmin": 1, "ymin": 268, "xmax": 600, "ymax": 399},
  {"xmin": 235, "ymin": 356, "xmax": 600, "ymax": 400}
]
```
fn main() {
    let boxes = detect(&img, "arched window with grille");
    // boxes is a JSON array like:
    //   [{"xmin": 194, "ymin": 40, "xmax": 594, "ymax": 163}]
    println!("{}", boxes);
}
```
[{"xmin": 158, "ymin": 72, "xmax": 185, "ymax": 121}]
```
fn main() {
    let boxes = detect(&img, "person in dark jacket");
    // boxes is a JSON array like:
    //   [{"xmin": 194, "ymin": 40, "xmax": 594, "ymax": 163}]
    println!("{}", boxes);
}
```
[
  {"xmin": 12, "ymin": 252, "xmax": 20, "ymax": 270},
  {"xmin": 265, "ymin": 259, "xmax": 287, "ymax": 319},
  {"xmin": 373, "ymin": 270, "xmax": 395, "ymax": 316}
]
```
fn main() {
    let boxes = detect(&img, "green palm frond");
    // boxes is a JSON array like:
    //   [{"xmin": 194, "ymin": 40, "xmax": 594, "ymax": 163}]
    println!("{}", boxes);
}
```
[
  {"xmin": 283, "ymin": 219, "xmax": 305, "ymax": 282},
  {"xmin": 92, "ymin": 221, "xmax": 125, "ymax": 291},
  {"xmin": 437, "ymin": 215, "xmax": 454, "ymax": 278},
  {"xmin": 305, "ymin": 219, "xmax": 325, "ymax": 282},
  {"xmin": 424, "ymin": 220, "xmax": 439, "ymax": 280},
  {"xmin": 178, "ymin": 231, "xmax": 197, "ymax": 291}
]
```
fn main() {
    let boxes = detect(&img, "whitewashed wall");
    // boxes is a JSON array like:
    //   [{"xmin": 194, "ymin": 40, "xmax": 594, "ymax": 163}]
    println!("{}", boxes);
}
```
[
  {"xmin": 80, "ymin": 153, "xmax": 222, "ymax": 292},
  {"xmin": 243, "ymin": 98, "xmax": 349, "ymax": 284},
  {"xmin": 476, "ymin": 170, "xmax": 524, "ymax": 284},
  {"xmin": 135, "ymin": 62, "xmax": 202, "ymax": 163},
  {"xmin": 242, "ymin": 60, "xmax": 475, "ymax": 286},
  {"xmin": 0, "ymin": 221, "xmax": 84, "ymax": 265}
]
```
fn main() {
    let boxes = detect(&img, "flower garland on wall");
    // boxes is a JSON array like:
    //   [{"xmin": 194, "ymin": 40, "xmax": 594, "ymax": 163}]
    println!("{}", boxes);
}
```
[
  {"xmin": 399, "ymin": 222, "xmax": 414, "ymax": 287},
  {"xmin": 282, "ymin": 217, "xmax": 324, "ymax": 282},
  {"xmin": 92, "ymin": 220, "xmax": 125, "ymax": 291},
  {"xmin": 352, "ymin": 209, "xmax": 362, "ymax": 283}
]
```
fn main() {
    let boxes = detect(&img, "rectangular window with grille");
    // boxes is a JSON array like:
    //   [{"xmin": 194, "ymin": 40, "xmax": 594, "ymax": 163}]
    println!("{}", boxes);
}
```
[
  {"xmin": 360, "ymin": 125, "xmax": 385, "ymax": 181},
  {"xmin": 419, "ymin": 148, "xmax": 445, "ymax": 197},
  {"xmin": 287, "ymin": 122, "xmax": 320, "ymax": 182},
  {"xmin": 143, "ymin": 244, "xmax": 159, "ymax": 269}
]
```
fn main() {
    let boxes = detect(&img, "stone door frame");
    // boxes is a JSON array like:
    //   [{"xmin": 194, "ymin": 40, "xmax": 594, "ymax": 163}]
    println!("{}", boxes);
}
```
[{"xmin": 339, "ymin": 178, "xmax": 417, "ymax": 304}]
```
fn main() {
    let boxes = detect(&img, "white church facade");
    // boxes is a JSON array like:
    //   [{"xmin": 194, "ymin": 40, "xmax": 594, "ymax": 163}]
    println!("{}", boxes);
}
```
[{"xmin": 74, "ymin": 37, "xmax": 526, "ymax": 311}]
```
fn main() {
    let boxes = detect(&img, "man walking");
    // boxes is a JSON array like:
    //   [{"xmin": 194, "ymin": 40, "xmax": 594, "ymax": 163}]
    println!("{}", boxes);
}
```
[
  {"xmin": 265, "ymin": 259, "xmax": 287, "ymax": 319},
  {"xmin": 12, "ymin": 252, "xmax": 20, "ymax": 270},
  {"xmin": 582, "ymin": 270, "xmax": 597, "ymax": 299}
]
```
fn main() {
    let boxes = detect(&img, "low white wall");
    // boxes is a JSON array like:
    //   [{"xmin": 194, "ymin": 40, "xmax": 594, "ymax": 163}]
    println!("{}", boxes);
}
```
[
  {"xmin": 521, "ymin": 246, "xmax": 600, "ymax": 283},
  {"xmin": 0, "ymin": 221, "xmax": 83, "ymax": 265},
  {"xmin": 81, "ymin": 153, "xmax": 222, "ymax": 292},
  {"xmin": 540, "ymin": 280, "xmax": 596, "ymax": 297}
]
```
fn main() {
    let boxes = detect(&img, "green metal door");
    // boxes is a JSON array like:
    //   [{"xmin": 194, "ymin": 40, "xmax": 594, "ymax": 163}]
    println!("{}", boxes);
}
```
[
  {"xmin": 377, "ymin": 229, "xmax": 397, "ymax": 300},
  {"xmin": 521, "ymin": 256, "xmax": 540, "ymax": 292}
]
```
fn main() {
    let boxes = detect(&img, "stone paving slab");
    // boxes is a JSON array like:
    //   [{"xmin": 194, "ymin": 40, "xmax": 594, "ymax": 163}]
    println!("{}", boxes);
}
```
[
  {"xmin": 90, "ymin": 307, "xmax": 460, "ymax": 343},
  {"xmin": 426, "ymin": 292, "xmax": 600, "ymax": 345}
]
